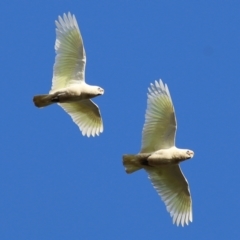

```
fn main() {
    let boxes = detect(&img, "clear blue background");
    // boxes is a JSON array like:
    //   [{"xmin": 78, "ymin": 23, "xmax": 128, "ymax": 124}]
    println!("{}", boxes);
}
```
[{"xmin": 0, "ymin": 0, "xmax": 239, "ymax": 239}]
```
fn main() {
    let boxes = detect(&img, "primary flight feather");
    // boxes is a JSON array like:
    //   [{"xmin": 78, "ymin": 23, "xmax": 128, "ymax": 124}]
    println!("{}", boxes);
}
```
[
  {"xmin": 33, "ymin": 12, "xmax": 104, "ymax": 137},
  {"xmin": 123, "ymin": 79, "xmax": 194, "ymax": 226}
]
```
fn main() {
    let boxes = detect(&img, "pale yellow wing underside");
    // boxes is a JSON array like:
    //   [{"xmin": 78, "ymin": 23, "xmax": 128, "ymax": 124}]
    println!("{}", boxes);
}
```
[
  {"xmin": 146, "ymin": 165, "xmax": 192, "ymax": 226},
  {"xmin": 59, "ymin": 100, "xmax": 103, "ymax": 137},
  {"xmin": 51, "ymin": 12, "xmax": 86, "ymax": 92},
  {"xmin": 141, "ymin": 80, "xmax": 177, "ymax": 153}
]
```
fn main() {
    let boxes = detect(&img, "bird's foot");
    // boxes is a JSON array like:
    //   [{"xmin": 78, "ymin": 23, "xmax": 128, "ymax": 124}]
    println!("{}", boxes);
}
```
[{"xmin": 51, "ymin": 96, "xmax": 59, "ymax": 103}]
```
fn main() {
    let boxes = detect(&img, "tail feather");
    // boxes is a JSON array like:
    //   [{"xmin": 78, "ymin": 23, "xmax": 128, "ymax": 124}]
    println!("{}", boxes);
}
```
[
  {"xmin": 33, "ymin": 94, "xmax": 54, "ymax": 108},
  {"xmin": 123, "ymin": 154, "xmax": 142, "ymax": 174}
]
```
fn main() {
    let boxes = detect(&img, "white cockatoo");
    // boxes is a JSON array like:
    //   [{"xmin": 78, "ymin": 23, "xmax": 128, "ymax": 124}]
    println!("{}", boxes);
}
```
[
  {"xmin": 33, "ymin": 13, "xmax": 104, "ymax": 137},
  {"xmin": 123, "ymin": 79, "xmax": 194, "ymax": 226}
]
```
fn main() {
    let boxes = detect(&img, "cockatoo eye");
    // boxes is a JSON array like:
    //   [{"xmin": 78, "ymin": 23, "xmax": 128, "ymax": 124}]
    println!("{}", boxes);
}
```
[{"xmin": 98, "ymin": 88, "xmax": 104, "ymax": 93}]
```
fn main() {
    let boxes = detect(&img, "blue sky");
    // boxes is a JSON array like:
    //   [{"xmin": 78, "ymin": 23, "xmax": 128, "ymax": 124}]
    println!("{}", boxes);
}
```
[{"xmin": 0, "ymin": 0, "xmax": 240, "ymax": 239}]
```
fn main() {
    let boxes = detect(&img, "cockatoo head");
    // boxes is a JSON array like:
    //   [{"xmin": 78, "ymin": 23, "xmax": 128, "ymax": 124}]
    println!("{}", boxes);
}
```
[
  {"xmin": 96, "ymin": 87, "xmax": 104, "ymax": 95},
  {"xmin": 85, "ymin": 86, "xmax": 104, "ymax": 99},
  {"xmin": 186, "ymin": 150, "xmax": 194, "ymax": 159},
  {"xmin": 175, "ymin": 149, "xmax": 194, "ymax": 162}
]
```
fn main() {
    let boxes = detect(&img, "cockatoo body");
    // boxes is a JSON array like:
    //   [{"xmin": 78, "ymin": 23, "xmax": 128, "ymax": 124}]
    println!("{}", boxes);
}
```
[
  {"xmin": 123, "ymin": 80, "xmax": 194, "ymax": 226},
  {"xmin": 33, "ymin": 13, "xmax": 104, "ymax": 137}
]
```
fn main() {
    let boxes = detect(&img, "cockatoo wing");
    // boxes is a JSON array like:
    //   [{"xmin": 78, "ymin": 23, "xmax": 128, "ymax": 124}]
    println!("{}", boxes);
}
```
[
  {"xmin": 59, "ymin": 100, "xmax": 103, "ymax": 137},
  {"xmin": 146, "ymin": 165, "xmax": 192, "ymax": 226},
  {"xmin": 140, "ymin": 80, "xmax": 177, "ymax": 153},
  {"xmin": 51, "ymin": 12, "xmax": 86, "ymax": 92}
]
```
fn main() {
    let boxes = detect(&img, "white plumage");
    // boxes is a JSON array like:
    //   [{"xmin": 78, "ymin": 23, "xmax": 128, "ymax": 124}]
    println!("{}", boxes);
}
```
[
  {"xmin": 33, "ymin": 13, "xmax": 104, "ymax": 137},
  {"xmin": 123, "ymin": 79, "xmax": 194, "ymax": 226}
]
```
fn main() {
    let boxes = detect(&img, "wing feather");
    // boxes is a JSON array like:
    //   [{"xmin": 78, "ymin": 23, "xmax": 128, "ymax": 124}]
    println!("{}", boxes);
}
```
[
  {"xmin": 146, "ymin": 165, "xmax": 192, "ymax": 227},
  {"xmin": 59, "ymin": 100, "xmax": 103, "ymax": 137},
  {"xmin": 51, "ymin": 12, "xmax": 86, "ymax": 92},
  {"xmin": 141, "ymin": 79, "xmax": 177, "ymax": 153}
]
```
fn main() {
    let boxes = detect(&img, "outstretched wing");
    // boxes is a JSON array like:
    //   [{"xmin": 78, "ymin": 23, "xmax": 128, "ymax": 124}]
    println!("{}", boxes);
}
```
[
  {"xmin": 51, "ymin": 12, "xmax": 86, "ymax": 92},
  {"xmin": 140, "ymin": 80, "xmax": 177, "ymax": 153},
  {"xmin": 59, "ymin": 100, "xmax": 103, "ymax": 137},
  {"xmin": 146, "ymin": 165, "xmax": 192, "ymax": 226}
]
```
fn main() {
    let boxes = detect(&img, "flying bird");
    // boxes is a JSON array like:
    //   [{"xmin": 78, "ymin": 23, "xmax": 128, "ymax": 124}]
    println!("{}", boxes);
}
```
[
  {"xmin": 123, "ymin": 79, "xmax": 194, "ymax": 226},
  {"xmin": 33, "ymin": 13, "xmax": 104, "ymax": 137}
]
